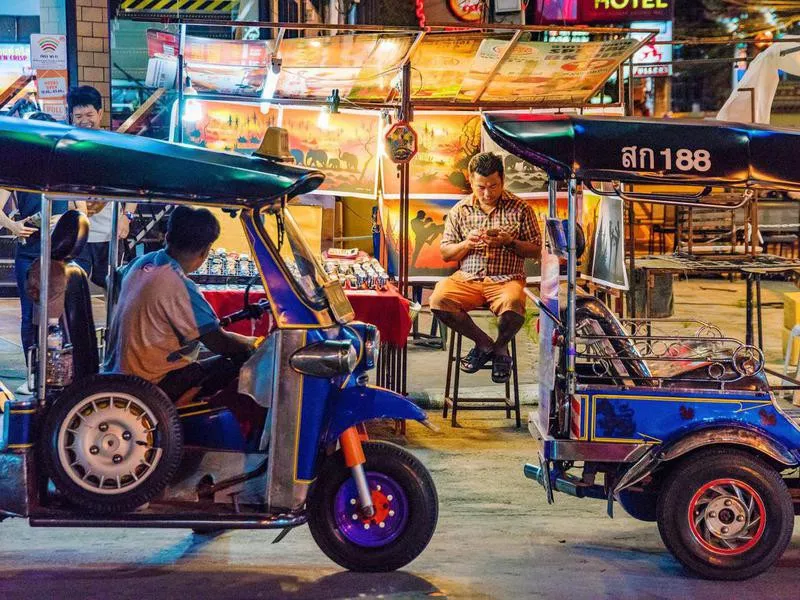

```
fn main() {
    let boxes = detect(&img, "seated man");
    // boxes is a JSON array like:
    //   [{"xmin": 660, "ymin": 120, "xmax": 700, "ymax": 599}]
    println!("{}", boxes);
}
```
[
  {"xmin": 105, "ymin": 206, "xmax": 258, "ymax": 407},
  {"xmin": 430, "ymin": 152, "xmax": 541, "ymax": 383}
]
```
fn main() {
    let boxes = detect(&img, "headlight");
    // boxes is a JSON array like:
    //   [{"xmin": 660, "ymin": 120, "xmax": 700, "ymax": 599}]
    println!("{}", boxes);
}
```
[
  {"xmin": 290, "ymin": 341, "xmax": 357, "ymax": 378},
  {"xmin": 363, "ymin": 325, "xmax": 380, "ymax": 369}
]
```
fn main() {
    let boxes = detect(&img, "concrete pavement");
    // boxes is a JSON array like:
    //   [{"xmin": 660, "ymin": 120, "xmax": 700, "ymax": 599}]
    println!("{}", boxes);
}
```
[{"xmin": 0, "ymin": 279, "xmax": 799, "ymax": 598}]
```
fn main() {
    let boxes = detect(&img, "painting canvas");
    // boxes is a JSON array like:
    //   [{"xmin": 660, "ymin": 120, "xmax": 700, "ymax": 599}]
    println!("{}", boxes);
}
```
[
  {"xmin": 381, "ymin": 112, "xmax": 482, "ymax": 199},
  {"xmin": 380, "ymin": 193, "xmax": 572, "ymax": 280},
  {"xmin": 173, "ymin": 99, "xmax": 279, "ymax": 154},
  {"xmin": 282, "ymin": 106, "xmax": 381, "ymax": 199},
  {"xmin": 481, "ymin": 123, "xmax": 549, "ymax": 196},
  {"xmin": 585, "ymin": 192, "xmax": 628, "ymax": 290}
]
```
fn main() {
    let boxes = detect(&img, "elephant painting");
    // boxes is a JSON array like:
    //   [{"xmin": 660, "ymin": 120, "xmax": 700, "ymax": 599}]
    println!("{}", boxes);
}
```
[
  {"xmin": 339, "ymin": 150, "xmax": 358, "ymax": 171},
  {"xmin": 306, "ymin": 149, "xmax": 328, "ymax": 168},
  {"xmin": 289, "ymin": 149, "xmax": 304, "ymax": 166},
  {"xmin": 328, "ymin": 158, "xmax": 340, "ymax": 170}
]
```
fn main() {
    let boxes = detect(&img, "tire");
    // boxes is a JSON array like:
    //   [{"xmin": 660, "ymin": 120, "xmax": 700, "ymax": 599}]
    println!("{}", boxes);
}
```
[
  {"xmin": 41, "ymin": 374, "xmax": 183, "ymax": 514},
  {"xmin": 656, "ymin": 447, "xmax": 794, "ymax": 580},
  {"xmin": 618, "ymin": 488, "xmax": 658, "ymax": 522},
  {"xmin": 307, "ymin": 441, "xmax": 438, "ymax": 572}
]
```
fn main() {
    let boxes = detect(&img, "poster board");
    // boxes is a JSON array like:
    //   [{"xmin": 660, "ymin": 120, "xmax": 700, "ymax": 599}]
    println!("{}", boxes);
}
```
[
  {"xmin": 581, "ymin": 191, "xmax": 629, "ymax": 290},
  {"xmin": 381, "ymin": 111, "xmax": 481, "ymax": 199},
  {"xmin": 281, "ymin": 106, "xmax": 381, "ymax": 199}
]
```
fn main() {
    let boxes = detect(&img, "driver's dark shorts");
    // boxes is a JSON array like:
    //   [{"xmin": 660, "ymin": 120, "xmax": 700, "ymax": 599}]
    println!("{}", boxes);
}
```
[{"xmin": 429, "ymin": 275, "xmax": 527, "ymax": 316}]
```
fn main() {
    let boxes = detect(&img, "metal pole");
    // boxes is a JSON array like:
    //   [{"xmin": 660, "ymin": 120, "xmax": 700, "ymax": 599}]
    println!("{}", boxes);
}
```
[
  {"xmin": 566, "ymin": 177, "xmax": 577, "ymax": 397},
  {"xmin": 176, "ymin": 24, "xmax": 186, "ymax": 144},
  {"xmin": 106, "ymin": 201, "xmax": 120, "ymax": 331},
  {"xmin": 37, "ymin": 194, "xmax": 52, "ymax": 402},
  {"xmin": 548, "ymin": 179, "xmax": 557, "ymax": 219}
]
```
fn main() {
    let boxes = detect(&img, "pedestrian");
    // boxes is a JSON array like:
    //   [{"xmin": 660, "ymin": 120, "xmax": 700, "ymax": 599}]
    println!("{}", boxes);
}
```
[
  {"xmin": 0, "ymin": 111, "xmax": 69, "ymax": 393},
  {"xmin": 66, "ymin": 85, "xmax": 137, "ymax": 288}
]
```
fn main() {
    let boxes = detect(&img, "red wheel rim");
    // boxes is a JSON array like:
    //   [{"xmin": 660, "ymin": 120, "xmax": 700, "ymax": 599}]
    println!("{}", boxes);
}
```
[{"xmin": 687, "ymin": 478, "xmax": 767, "ymax": 556}]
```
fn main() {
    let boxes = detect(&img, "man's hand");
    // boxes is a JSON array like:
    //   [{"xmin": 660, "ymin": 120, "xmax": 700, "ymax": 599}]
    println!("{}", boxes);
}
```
[
  {"xmin": 466, "ymin": 228, "xmax": 485, "ymax": 249},
  {"xmin": 485, "ymin": 229, "xmax": 514, "ymax": 248},
  {"xmin": 118, "ymin": 215, "xmax": 130, "ymax": 239},
  {"xmin": 8, "ymin": 218, "xmax": 36, "ymax": 239}
]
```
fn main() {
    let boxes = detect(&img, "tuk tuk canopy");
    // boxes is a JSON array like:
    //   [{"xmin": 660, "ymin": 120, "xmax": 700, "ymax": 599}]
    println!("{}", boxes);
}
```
[
  {"xmin": 484, "ymin": 113, "xmax": 800, "ymax": 191},
  {"xmin": 0, "ymin": 116, "xmax": 323, "ymax": 207}
]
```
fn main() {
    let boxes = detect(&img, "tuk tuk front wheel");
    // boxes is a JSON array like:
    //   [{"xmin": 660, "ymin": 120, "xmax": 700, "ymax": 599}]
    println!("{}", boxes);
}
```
[
  {"xmin": 307, "ymin": 441, "xmax": 438, "ymax": 572},
  {"xmin": 656, "ymin": 447, "xmax": 794, "ymax": 580},
  {"xmin": 41, "ymin": 374, "xmax": 183, "ymax": 514}
]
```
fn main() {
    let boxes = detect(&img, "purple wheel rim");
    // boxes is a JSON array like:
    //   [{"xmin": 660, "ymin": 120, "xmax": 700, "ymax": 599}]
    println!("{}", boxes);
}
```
[{"xmin": 333, "ymin": 471, "xmax": 409, "ymax": 548}]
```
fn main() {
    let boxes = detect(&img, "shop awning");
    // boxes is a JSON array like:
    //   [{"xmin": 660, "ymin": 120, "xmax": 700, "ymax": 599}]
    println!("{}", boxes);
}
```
[
  {"xmin": 273, "ymin": 31, "xmax": 642, "ymax": 108},
  {"xmin": 484, "ymin": 113, "xmax": 800, "ymax": 191},
  {"xmin": 146, "ymin": 26, "xmax": 651, "ymax": 110},
  {"xmin": 0, "ymin": 116, "xmax": 323, "ymax": 206}
]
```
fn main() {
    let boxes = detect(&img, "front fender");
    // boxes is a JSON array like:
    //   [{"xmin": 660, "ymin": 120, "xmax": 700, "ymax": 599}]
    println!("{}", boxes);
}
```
[{"xmin": 325, "ymin": 385, "xmax": 427, "ymax": 445}]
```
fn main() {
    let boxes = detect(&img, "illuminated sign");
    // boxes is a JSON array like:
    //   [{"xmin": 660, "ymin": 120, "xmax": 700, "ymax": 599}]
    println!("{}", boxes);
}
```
[
  {"xmin": 630, "ymin": 21, "xmax": 672, "ymax": 78},
  {"xmin": 580, "ymin": 0, "xmax": 673, "ymax": 23}
]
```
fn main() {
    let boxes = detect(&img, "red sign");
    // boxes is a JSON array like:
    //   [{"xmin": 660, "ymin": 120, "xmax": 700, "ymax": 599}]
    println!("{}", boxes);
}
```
[
  {"xmin": 580, "ymin": 0, "xmax": 673, "ymax": 23},
  {"xmin": 447, "ymin": 0, "xmax": 483, "ymax": 22}
]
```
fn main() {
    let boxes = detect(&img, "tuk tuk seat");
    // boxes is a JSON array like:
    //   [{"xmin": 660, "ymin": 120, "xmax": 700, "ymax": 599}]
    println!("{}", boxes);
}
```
[{"xmin": 52, "ymin": 210, "xmax": 100, "ymax": 379}]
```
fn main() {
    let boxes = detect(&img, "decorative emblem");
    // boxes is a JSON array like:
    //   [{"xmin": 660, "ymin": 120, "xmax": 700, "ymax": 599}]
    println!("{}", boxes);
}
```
[{"xmin": 384, "ymin": 122, "xmax": 418, "ymax": 164}]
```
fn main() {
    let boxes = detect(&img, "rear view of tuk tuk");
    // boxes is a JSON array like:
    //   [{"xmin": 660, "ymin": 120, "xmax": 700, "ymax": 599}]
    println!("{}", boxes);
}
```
[
  {"xmin": 0, "ymin": 117, "xmax": 437, "ymax": 573},
  {"xmin": 485, "ymin": 113, "xmax": 800, "ymax": 580}
]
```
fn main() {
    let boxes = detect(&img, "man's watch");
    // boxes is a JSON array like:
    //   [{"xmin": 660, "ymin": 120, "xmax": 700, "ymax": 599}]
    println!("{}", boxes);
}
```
[
  {"xmin": 504, "ymin": 239, "xmax": 516, "ymax": 249},
  {"xmin": 123, "ymin": 211, "xmax": 135, "ymax": 221}
]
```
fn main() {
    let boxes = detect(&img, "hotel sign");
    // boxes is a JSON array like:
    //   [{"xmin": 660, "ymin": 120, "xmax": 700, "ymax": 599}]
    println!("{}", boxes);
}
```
[{"xmin": 580, "ymin": 0, "xmax": 673, "ymax": 23}]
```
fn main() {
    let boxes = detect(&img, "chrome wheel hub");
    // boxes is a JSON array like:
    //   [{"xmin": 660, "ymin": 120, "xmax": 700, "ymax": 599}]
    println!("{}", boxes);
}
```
[
  {"xmin": 57, "ymin": 393, "xmax": 162, "ymax": 495},
  {"xmin": 688, "ymin": 478, "xmax": 766, "ymax": 556}
]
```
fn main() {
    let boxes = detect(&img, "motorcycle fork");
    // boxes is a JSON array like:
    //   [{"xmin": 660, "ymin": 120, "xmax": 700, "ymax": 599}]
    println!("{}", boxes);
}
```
[{"xmin": 340, "ymin": 425, "xmax": 375, "ymax": 518}]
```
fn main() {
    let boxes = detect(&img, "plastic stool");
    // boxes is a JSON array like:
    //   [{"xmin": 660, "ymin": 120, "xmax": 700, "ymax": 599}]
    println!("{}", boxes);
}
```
[{"xmin": 784, "ymin": 324, "xmax": 800, "ymax": 406}]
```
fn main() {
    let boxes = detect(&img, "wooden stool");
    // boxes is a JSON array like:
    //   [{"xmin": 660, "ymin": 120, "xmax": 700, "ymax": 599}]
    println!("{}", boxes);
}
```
[{"xmin": 443, "ymin": 326, "xmax": 521, "ymax": 428}]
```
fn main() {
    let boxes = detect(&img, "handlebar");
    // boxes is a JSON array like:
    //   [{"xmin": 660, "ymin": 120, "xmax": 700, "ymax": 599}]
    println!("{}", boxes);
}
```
[{"xmin": 219, "ymin": 299, "xmax": 270, "ymax": 327}]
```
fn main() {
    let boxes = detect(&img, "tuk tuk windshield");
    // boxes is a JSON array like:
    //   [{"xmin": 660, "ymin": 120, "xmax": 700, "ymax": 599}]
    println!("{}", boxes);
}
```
[{"xmin": 261, "ymin": 206, "xmax": 353, "ymax": 321}]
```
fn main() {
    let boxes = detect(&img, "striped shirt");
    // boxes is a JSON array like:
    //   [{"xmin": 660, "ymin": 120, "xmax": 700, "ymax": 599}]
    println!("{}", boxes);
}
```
[{"xmin": 441, "ymin": 191, "xmax": 540, "ymax": 283}]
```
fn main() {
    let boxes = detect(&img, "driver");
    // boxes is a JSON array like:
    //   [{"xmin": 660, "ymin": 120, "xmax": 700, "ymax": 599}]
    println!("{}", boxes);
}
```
[{"xmin": 104, "ymin": 206, "xmax": 258, "ymax": 405}]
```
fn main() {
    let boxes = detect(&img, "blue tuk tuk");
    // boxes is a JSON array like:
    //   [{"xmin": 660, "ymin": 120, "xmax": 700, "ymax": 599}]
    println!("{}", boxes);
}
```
[
  {"xmin": 0, "ymin": 116, "xmax": 437, "ymax": 572},
  {"xmin": 485, "ymin": 113, "xmax": 800, "ymax": 580}
]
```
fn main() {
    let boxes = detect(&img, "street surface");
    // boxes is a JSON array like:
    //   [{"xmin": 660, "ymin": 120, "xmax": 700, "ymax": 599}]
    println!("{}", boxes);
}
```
[
  {"xmin": 1, "ymin": 279, "xmax": 799, "ymax": 599},
  {"xmin": 0, "ymin": 416, "xmax": 797, "ymax": 600}
]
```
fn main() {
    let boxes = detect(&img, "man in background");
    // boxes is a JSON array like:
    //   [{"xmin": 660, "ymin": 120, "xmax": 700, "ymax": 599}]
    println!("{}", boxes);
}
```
[{"xmin": 67, "ymin": 85, "xmax": 137, "ymax": 288}]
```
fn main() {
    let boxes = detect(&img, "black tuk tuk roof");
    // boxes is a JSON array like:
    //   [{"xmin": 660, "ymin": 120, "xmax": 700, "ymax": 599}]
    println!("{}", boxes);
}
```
[
  {"xmin": 483, "ymin": 113, "xmax": 800, "ymax": 192},
  {"xmin": 0, "ymin": 117, "xmax": 324, "ymax": 207}
]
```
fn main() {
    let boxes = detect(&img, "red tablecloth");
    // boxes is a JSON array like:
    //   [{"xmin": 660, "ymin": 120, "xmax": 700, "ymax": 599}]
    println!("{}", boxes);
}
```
[{"xmin": 201, "ymin": 285, "xmax": 412, "ymax": 347}]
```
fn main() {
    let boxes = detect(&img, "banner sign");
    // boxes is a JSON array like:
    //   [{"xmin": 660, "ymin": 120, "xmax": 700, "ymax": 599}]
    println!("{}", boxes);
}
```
[{"xmin": 31, "ymin": 35, "xmax": 68, "ymax": 122}]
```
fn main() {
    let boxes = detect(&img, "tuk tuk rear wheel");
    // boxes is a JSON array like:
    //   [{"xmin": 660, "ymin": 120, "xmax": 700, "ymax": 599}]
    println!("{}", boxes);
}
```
[
  {"xmin": 41, "ymin": 374, "xmax": 183, "ymax": 514},
  {"xmin": 656, "ymin": 447, "xmax": 793, "ymax": 580},
  {"xmin": 307, "ymin": 441, "xmax": 438, "ymax": 572}
]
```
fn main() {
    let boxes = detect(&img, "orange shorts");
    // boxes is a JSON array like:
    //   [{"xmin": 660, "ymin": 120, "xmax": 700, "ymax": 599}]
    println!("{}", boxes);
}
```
[{"xmin": 429, "ymin": 275, "xmax": 527, "ymax": 316}]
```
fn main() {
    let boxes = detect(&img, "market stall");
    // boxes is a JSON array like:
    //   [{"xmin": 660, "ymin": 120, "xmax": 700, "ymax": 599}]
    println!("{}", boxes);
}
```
[{"xmin": 107, "ymin": 19, "xmax": 654, "ymax": 392}]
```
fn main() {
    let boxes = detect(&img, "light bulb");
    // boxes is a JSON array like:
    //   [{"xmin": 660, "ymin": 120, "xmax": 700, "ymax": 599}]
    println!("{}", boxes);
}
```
[
  {"xmin": 183, "ymin": 98, "xmax": 203, "ymax": 122},
  {"xmin": 317, "ymin": 107, "xmax": 330, "ymax": 130}
]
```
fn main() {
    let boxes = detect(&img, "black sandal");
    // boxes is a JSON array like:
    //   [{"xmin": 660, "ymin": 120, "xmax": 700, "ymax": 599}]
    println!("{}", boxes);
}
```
[
  {"xmin": 492, "ymin": 354, "xmax": 513, "ymax": 383},
  {"xmin": 460, "ymin": 347, "xmax": 494, "ymax": 373}
]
